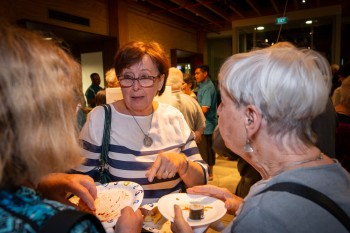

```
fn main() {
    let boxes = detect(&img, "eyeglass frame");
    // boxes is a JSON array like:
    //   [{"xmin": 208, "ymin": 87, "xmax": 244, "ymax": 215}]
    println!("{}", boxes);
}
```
[{"xmin": 118, "ymin": 73, "xmax": 162, "ymax": 88}]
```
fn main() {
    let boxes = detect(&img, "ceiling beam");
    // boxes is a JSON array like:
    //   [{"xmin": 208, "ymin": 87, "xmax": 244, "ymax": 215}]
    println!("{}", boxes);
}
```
[
  {"xmin": 245, "ymin": 0, "xmax": 262, "ymax": 16},
  {"xmin": 146, "ymin": 0, "xmax": 205, "ymax": 26},
  {"xmin": 195, "ymin": 0, "xmax": 232, "ymax": 23},
  {"xmin": 229, "ymin": 5, "xmax": 244, "ymax": 18},
  {"xmin": 293, "ymin": 0, "xmax": 299, "ymax": 10},
  {"xmin": 269, "ymin": 0, "xmax": 280, "ymax": 14},
  {"xmin": 169, "ymin": 0, "xmax": 223, "ymax": 27}
]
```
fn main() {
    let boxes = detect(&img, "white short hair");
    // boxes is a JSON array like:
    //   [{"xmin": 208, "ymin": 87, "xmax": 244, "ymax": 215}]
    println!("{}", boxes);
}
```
[
  {"xmin": 167, "ymin": 67, "xmax": 184, "ymax": 91},
  {"xmin": 105, "ymin": 68, "xmax": 119, "ymax": 87},
  {"xmin": 219, "ymin": 46, "xmax": 331, "ymax": 143}
]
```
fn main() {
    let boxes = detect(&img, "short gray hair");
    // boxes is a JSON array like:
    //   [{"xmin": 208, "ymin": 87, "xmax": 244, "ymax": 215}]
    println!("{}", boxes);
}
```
[
  {"xmin": 167, "ymin": 67, "xmax": 183, "ymax": 91},
  {"xmin": 219, "ymin": 46, "xmax": 331, "ymax": 144}
]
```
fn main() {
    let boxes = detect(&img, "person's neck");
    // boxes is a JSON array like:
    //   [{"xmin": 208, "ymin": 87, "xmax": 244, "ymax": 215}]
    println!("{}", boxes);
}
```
[
  {"xmin": 171, "ymin": 88, "xmax": 181, "ymax": 94},
  {"xmin": 251, "ymin": 133, "xmax": 329, "ymax": 179},
  {"xmin": 23, "ymin": 179, "xmax": 36, "ymax": 189},
  {"xmin": 116, "ymin": 100, "xmax": 156, "ymax": 116},
  {"xmin": 200, "ymin": 77, "xmax": 208, "ymax": 84}
]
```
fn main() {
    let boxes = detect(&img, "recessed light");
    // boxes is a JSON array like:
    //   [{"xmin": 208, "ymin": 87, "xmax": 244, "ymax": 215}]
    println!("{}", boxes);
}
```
[
  {"xmin": 257, "ymin": 26, "xmax": 264, "ymax": 30},
  {"xmin": 305, "ymin": 20, "xmax": 312, "ymax": 24}
]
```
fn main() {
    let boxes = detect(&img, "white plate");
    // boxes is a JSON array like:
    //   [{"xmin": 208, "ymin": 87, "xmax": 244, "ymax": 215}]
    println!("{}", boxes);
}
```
[
  {"xmin": 142, "ymin": 203, "xmax": 172, "ymax": 233},
  {"xmin": 71, "ymin": 181, "xmax": 143, "ymax": 230},
  {"xmin": 157, "ymin": 193, "xmax": 226, "ymax": 227}
]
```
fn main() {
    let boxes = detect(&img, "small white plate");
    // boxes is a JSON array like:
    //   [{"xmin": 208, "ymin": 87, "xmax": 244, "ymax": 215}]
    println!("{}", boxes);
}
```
[
  {"xmin": 96, "ymin": 181, "xmax": 144, "ymax": 228},
  {"xmin": 71, "ymin": 181, "xmax": 143, "ymax": 230},
  {"xmin": 157, "ymin": 193, "xmax": 226, "ymax": 227}
]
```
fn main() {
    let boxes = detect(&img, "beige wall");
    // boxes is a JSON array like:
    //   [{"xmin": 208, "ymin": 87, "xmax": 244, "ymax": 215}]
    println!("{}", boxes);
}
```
[
  {"xmin": 120, "ymin": 10, "xmax": 198, "ymax": 61},
  {"xmin": 0, "ymin": 0, "xmax": 109, "ymax": 35},
  {"xmin": 0, "ymin": 0, "xmax": 201, "ymax": 67}
]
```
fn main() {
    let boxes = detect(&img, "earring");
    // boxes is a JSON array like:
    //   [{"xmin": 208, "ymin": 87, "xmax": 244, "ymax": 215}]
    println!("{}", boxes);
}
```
[{"xmin": 244, "ymin": 139, "xmax": 254, "ymax": 153}]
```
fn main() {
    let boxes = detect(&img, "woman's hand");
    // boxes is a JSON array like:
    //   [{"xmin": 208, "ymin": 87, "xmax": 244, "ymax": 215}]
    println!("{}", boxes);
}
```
[
  {"xmin": 37, "ymin": 173, "xmax": 97, "ymax": 211},
  {"xmin": 146, "ymin": 152, "xmax": 188, "ymax": 182},
  {"xmin": 187, "ymin": 185, "xmax": 243, "ymax": 215},
  {"xmin": 171, "ymin": 204, "xmax": 193, "ymax": 233},
  {"xmin": 193, "ymin": 130, "xmax": 203, "ymax": 143},
  {"xmin": 115, "ymin": 207, "xmax": 143, "ymax": 233}
]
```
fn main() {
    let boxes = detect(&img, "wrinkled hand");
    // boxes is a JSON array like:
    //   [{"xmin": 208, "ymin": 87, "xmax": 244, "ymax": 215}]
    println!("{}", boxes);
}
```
[
  {"xmin": 145, "ymin": 152, "xmax": 187, "ymax": 182},
  {"xmin": 187, "ymin": 185, "xmax": 243, "ymax": 215},
  {"xmin": 171, "ymin": 205, "xmax": 193, "ymax": 233},
  {"xmin": 115, "ymin": 206, "xmax": 143, "ymax": 233},
  {"xmin": 194, "ymin": 131, "xmax": 202, "ymax": 143},
  {"xmin": 37, "ymin": 173, "xmax": 97, "ymax": 211}
]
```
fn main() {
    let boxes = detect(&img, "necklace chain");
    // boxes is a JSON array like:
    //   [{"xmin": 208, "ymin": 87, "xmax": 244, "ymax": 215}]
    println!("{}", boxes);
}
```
[
  {"xmin": 125, "ymin": 104, "xmax": 154, "ymax": 147},
  {"xmin": 272, "ymin": 153, "xmax": 324, "ymax": 177},
  {"xmin": 130, "ymin": 110, "xmax": 153, "ymax": 136}
]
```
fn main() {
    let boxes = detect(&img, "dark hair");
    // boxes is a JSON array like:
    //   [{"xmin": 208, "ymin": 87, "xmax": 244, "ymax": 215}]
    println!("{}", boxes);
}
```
[
  {"xmin": 183, "ymin": 73, "xmax": 195, "ymax": 90},
  {"xmin": 195, "ymin": 64, "xmax": 209, "ymax": 74},
  {"xmin": 90, "ymin": 73, "xmax": 99, "ymax": 80},
  {"xmin": 114, "ymin": 41, "xmax": 170, "ymax": 96}
]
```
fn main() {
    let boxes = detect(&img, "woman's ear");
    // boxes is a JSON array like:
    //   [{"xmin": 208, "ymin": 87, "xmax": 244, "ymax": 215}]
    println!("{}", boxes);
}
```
[
  {"xmin": 158, "ymin": 74, "xmax": 165, "ymax": 91},
  {"xmin": 244, "ymin": 105, "xmax": 262, "ymax": 137}
]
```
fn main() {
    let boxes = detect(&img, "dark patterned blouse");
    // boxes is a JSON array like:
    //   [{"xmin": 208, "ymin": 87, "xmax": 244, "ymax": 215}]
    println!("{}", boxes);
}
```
[{"xmin": 0, "ymin": 186, "xmax": 101, "ymax": 233}]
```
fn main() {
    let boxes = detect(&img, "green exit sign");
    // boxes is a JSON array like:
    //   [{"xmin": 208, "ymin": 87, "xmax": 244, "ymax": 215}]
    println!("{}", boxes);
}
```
[{"xmin": 276, "ymin": 17, "xmax": 288, "ymax": 25}]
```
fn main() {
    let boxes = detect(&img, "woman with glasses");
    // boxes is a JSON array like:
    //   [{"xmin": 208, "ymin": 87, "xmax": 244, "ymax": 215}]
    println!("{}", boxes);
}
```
[{"xmin": 73, "ymin": 41, "xmax": 208, "ymax": 205}]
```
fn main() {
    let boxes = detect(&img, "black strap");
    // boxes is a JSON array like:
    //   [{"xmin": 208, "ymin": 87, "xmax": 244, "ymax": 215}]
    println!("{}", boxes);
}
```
[
  {"xmin": 39, "ymin": 209, "xmax": 105, "ymax": 233},
  {"xmin": 256, "ymin": 182, "xmax": 350, "ymax": 231},
  {"xmin": 98, "ymin": 104, "xmax": 112, "ymax": 184}
]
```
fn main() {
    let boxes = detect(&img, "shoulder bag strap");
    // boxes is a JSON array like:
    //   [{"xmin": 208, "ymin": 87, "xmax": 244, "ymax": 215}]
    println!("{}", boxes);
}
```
[
  {"xmin": 99, "ymin": 104, "xmax": 112, "ymax": 184},
  {"xmin": 39, "ymin": 209, "xmax": 105, "ymax": 233},
  {"xmin": 256, "ymin": 182, "xmax": 350, "ymax": 231}
]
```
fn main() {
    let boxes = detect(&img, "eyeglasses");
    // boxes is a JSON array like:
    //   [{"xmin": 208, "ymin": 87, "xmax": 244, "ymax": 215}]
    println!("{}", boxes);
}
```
[{"xmin": 118, "ymin": 73, "xmax": 161, "ymax": 88}]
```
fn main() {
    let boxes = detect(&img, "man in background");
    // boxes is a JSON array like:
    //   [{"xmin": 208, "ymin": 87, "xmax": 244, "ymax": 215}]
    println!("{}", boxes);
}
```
[
  {"xmin": 85, "ymin": 73, "xmax": 103, "ymax": 108},
  {"xmin": 163, "ymin": 67, "xmax": 206, "ymax": 144},
  {"xmin": 195, "ymin": 64, "xmax": 217, "ymax": 180}
]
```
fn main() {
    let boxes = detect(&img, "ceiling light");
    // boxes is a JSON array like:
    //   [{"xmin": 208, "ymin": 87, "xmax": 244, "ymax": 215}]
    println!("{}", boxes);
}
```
[
  {"xmin": 302, "ymin": 0, "xmax": 306, "ymax": 3},
  {"xmin": 305, "ymin": 20, "xmax": 312, "ymax": 24},
  {"xmin": 257, "ymin": 26, "xmax": 264, "ymax": 30}
]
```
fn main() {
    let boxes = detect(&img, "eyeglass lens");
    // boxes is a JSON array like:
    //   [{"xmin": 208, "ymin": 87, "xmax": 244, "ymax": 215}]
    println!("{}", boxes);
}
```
[{"xmin": 119, "ymin": 73, "xmax": 158, "ymax": 87}]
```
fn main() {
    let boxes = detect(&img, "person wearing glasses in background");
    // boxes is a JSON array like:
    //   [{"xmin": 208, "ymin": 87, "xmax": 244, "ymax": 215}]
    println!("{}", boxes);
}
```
[{"xmin": 73, "ymin": 41, "xmax": 208, "ymax": 205}]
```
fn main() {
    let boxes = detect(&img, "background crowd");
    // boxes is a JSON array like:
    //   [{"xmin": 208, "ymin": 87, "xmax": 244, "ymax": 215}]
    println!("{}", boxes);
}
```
[{"xmin": 0, "ymin": 23, "xmax": 349, "ymax": 233}]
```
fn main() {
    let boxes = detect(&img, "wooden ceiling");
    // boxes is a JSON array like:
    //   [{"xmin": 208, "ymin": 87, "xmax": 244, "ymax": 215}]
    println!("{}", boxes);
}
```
[{"xmin": 127, "ymin": 0, "xmax": 349, "ymax": 33}]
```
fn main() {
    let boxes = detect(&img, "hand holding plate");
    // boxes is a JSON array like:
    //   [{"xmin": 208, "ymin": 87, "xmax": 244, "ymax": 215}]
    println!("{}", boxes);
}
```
[
  {"xmin": 187, "ymin": 185, "xmax": 243, "ymax": 215},
  {"xmin": 115, "ymin": 206, "xmax": 143, "ymax": 233},
  {"xmin": 171, "ymin": 204, "xmax": 193, "ymax": 233}
]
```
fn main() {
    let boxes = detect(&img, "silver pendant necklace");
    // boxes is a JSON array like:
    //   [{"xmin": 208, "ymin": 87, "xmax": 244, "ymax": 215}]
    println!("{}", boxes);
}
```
[{"xmin": 126, "ymin": 105, "xmax": 154, "ymax": 147}]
